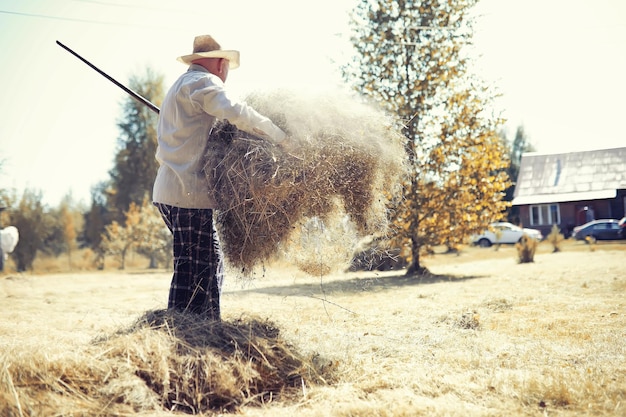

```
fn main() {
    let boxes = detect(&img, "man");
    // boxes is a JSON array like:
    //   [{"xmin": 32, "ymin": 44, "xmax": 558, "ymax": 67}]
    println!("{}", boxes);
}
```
[{"xmin": 153, "ymin": 35, "xmax": 288, "ymax": 320}]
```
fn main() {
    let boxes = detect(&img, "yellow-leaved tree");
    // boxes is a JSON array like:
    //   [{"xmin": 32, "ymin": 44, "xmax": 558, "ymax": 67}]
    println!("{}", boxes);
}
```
[
  {"xmin": 344, "ymin": 0, "xmax": 511, "ymax": 274},
  {"xmin": 100, "ymin": 198, "xmax": 170, "ymax": 269},
  {"xmin": 101, "ymin": 216, "xmax": 134, "ymax": 270}
]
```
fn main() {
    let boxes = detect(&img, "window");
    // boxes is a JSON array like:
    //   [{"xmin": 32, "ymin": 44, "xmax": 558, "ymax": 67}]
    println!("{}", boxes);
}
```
[
  {"xmin": 550, "ymin": 205, "xmax": 559, "ymax": 224},
  {"xmin": 530, "ymin": 204, "xmax": 561, "ymax": 225}
]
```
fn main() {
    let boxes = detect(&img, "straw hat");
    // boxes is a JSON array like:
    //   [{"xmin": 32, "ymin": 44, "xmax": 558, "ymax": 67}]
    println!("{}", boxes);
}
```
[{"xmin": 177, "ymin": 35, "xmax": 240, "ymax": 69}]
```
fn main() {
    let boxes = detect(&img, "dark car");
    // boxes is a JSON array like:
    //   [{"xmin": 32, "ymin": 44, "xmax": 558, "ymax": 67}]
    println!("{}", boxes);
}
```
[{"xmin": 572, "ymin": 219, "xmax": 624, "ymax": 242}]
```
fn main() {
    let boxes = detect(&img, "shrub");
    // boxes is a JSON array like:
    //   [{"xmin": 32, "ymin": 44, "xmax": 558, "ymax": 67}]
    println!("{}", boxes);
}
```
[
  {"xmin": 546, "ymin": 224, "xmax": 565, "ymax": 253},
  {"xmin": 516, "ymin": 234, "xmax": 538, "ymax": 263}
]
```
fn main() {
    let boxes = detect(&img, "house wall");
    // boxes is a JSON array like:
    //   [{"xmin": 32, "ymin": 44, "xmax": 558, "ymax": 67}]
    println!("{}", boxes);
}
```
[
  {"xmin": 518, "ymin": 206, "xmax": 529, "ymax": 227},
  {"xmin": 517, "ymin": 197, "xmax": 620, "ymax": 238},
  {"xmin": 613, "ymin": 189, "xmax": 626, "ymax": 218}
]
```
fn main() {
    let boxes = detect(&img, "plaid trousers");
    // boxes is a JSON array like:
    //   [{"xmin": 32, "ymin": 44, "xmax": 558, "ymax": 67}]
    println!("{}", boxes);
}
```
[{"xmin": 154, "ymin": 203, "xmax": 224, "ymax": 320}]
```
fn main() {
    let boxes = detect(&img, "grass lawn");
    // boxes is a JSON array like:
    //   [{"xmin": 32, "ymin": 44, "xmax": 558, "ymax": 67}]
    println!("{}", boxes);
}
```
[{"xmin": 1, "ymin": 239, "xmax": 624, "ymax": 416}]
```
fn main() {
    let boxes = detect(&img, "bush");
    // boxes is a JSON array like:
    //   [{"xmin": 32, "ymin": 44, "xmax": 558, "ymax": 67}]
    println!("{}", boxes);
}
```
[
  {"xmin": 516, "ymin": 234, "xmax": 538, "ymax": 263},
  {"xmin": 546, "ymin": 224, "xmax": 565, "ymax": 253}
]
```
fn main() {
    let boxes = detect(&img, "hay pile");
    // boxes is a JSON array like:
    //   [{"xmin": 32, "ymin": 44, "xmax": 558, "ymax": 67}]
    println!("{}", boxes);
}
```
[
  {"xmin": 205, "ymin": 89, "xmax": 406, "ymax": 275},
  {"xmin": 0, "ymin": 311, "xmax": 334, "ymax": 416}
]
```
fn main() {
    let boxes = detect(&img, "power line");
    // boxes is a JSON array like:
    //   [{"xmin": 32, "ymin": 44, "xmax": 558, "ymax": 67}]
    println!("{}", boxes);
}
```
[
  {"xmin": 73, "ymin": 0, "xmax": 195, "ymax": 14},
  {"xmin": 0, "ymin": 8, "xmax": 182, "ymax": 30},
  {"xmin": 0, "ymin": 9, "xmax": 137, "ymax": 26}
]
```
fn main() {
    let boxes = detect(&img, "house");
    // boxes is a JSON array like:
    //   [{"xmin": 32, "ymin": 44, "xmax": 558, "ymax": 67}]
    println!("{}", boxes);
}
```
[{"xmin": 512, "ymin": 147, "xmax": 626, "ymax": 237}]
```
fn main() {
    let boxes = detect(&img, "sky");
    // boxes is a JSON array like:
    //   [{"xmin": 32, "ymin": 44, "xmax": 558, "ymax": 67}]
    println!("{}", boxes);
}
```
[{"xmin": 0, "ymin": 0, "xmax": 624, "ymax": 207}]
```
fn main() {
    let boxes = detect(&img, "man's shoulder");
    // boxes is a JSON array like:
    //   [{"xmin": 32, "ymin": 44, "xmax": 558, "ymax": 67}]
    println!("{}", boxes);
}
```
[{"xmin": 178, "ymin": 69, "xmax": 221, "ymax": 87}]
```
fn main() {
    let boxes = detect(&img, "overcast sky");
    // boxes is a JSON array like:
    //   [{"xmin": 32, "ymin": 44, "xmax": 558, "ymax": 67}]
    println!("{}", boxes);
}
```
[{"xmin": 0, "ymin": 0, "xmax": 624, "ymax": 207}]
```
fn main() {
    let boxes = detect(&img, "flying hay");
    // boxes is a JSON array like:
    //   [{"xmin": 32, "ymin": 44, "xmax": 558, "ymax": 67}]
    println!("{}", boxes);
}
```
[{"xmin": 205, "ymin": 89, "xmax": 406, "ymax": 275}]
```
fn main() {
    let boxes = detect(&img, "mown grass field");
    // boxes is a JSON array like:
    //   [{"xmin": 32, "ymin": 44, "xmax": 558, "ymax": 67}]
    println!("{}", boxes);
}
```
[{"xmin": 1, "ymin": 240, "xmax": 624, "ymax": 416}]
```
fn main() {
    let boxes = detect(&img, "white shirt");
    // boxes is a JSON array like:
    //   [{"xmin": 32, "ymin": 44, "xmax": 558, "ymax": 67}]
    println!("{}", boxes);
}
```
[{"xmin": 152, "ymin": 64, "xmax": 286, "ymax": 208}]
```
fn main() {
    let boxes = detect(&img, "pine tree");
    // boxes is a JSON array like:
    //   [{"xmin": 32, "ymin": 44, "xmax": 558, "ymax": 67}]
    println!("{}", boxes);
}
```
[
  {"xmin": 504, "ymin": 125, "xmax": 534, "ymax": 201},
  {"xmin": 83, "ymin": 182, "xmax": 110, "ymax": 253},
  {"xmin": 503, "ymin": 125, "xmax": 534, "ymax": 224},
  {"xmin": 107, "ymin": 68, "xmax": 163, "ymax": 222}
]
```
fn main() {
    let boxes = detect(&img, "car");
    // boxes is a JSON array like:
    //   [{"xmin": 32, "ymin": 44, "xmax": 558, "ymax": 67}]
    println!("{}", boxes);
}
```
[
  {"xmin": 471, "ymin": 222, "xmax": 543, "ymax": 248},
  {"xmin": 619, "ymin": 217, "xmax": 626, "ymax": 239},
  {"xmin": 572, "ymin": 219, "xmax": 625, "ymax": 242}
]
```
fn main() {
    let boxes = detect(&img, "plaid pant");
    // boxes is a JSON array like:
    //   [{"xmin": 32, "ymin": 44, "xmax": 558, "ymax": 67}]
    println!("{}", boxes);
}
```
[{"xmin": 154, "ymin": 203, "xmax": 224, "ymax": 320}]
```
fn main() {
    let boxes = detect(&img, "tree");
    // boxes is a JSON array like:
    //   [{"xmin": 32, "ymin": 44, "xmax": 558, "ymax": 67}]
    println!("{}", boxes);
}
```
[
  {"xmin": 133, "ymin": 197, "xmax": 172, "ymax": 269},
  {"xmin": 101, "ymin": 219, "xmax": 132, "ymax": 269},
  {"xmin": 37, "ymin": 193, "xmax": 84, "ymax": 263},
  {"xmin": 10, "ymin": 189, "xmax": 52, "ymax": 271},
  {"xmin": 107, "ymin": 68, "xmax": 163, "ymax": 222},
  {"xmin": 83, "ymin": 182, "xmax": 109, "ymax": 247},
  {"xmin": 57, "ymin": 194, "xmax": 83, "ymax": 268},
  {"xmin": 83, "ymin": 68, "xmax": 164, "ymax": 267},
  {"xmin": 503, "ymin": 125, "xmax": 534, "ymax": 201},
  {"xmin": 0, "ymin": 189, "xmax": 15, "ymax": 271},
  {"xmin": 100, "ymin": 202, "xmax": 143, "ymax": 269},
  {"xmin": 344, "ymin": 0, "xmax": 510, "ymax": 274},
  {"xmin": 100, "ymin": 199, "xmax": 171, "ymax": 269},
  {"xmin": 502, "ymin": 125, "xmax": 534, "ymax": 224}
]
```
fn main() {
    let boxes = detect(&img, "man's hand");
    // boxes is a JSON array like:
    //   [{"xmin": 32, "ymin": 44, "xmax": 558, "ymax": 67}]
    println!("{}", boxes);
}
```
[{"xmin": 253, "ymin": 121, "xmax": 286, "ymax": 143}]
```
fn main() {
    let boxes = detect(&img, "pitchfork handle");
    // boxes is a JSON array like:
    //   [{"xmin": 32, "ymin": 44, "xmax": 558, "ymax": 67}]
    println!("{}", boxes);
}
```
[{"xmin": 56, "ymin": 40, "xmax": 161, "ymax": 115}]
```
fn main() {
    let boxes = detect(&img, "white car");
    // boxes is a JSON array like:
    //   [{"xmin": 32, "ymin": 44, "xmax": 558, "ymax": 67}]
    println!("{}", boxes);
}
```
[{"xmin": 471, "ymin": 222, "xmax": 543, "ymax": 247}]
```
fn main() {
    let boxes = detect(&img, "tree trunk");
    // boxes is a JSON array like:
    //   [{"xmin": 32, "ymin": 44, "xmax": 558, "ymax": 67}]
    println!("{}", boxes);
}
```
[
  {"xmin": 149, "ymin": 253, "xmax": 158, "ymax": 269},
  {"xmin": 406, "ymin": 246, "xmax": 429, "ymax": 276},
  {"xmin": 120, "ymin": 249, "xmax": 126, "ymax": 270},
  {"xmin": 405, "ymin": 225, "xmax": 429, "ymax": 276}
]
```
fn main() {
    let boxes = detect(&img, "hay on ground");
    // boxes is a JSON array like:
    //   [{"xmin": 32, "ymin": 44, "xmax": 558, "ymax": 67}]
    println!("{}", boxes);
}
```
[
  {"xmin": 0, "ymin": 311, "xmax": 335, "ymax": 416},
  {"xmin": 205, "ymin": 89, "xmax": 406, "ymax": 275}
]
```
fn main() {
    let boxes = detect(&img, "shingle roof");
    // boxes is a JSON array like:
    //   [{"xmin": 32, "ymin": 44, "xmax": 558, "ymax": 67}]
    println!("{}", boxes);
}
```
[{"xmin": 512, "ymin": 147, "xmax": 626, "ymax": 205}]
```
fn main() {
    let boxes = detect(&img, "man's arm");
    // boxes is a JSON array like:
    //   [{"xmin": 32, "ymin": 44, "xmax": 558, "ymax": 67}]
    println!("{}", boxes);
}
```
[{"xmin": 192, "ymin": 77, "xmax": 286, "ymax": 142}]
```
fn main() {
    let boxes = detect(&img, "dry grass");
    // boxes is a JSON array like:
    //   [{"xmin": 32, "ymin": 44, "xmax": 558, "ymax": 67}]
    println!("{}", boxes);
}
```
[
  {"xmin": 0, "ymin": 249, "xmax": 154, "ymax": 275},
  {"xmin": 204, "ymin": 89, "xmax": 405, "ymax": 275},
  {"xmin": 515, "ymin": 234, "xmax": 538, "ymax": 263},
  {"xmin": 546, "ymin": 224, "xmax": 566, "ymax": 253},
  {"xmin": 1, "ymin": 309, "xmax": 334, "ymax": 416},
  {"xmin": 1, "ymin": 241, "xmax": 625, "ymax": 416}
]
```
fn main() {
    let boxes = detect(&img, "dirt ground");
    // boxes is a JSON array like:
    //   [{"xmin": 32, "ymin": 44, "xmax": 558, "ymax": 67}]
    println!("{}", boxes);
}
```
[{"xmin": 1, "ymin": 240, "xmax": 624, "ymax": 416}]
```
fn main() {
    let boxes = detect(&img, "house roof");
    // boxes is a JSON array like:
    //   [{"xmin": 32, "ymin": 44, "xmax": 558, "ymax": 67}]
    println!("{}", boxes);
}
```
[{"xmin": 512, "ymin": 147, "xmax": 626, "ymax": 206}]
